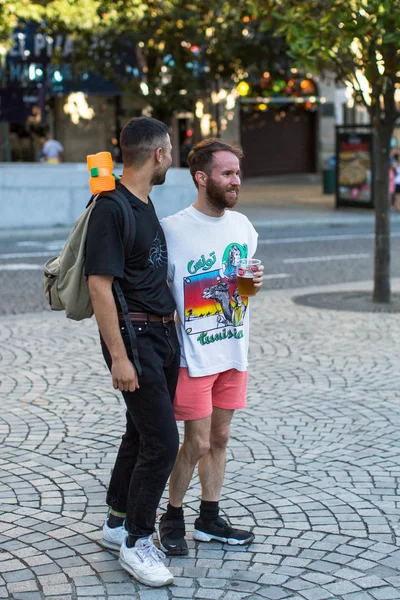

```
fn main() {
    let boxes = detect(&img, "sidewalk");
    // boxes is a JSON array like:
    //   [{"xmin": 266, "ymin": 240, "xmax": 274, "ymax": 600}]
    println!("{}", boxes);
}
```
[
  {"xmin": 240, "ymin": 174, "xmax": 334, "ymax": 209},
  {"xmin": 239, "ymin": 175, "xmax": 400, "ymax": 229},
  {"xmin": 1, "ymin": 280, "xmax": 399, "ymax": 600}
]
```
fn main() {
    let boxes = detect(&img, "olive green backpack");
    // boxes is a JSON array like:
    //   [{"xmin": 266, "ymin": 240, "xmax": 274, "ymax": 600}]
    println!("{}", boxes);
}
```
[{"xmin": 44, "ymin": 188, "xmax": 142, "ymax": 374}]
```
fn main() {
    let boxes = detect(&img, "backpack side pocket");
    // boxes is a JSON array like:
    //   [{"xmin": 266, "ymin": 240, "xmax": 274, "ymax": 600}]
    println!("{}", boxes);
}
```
[{"xmin": 44, "ymin": 256, "xmax": 62, "ymax": 310}]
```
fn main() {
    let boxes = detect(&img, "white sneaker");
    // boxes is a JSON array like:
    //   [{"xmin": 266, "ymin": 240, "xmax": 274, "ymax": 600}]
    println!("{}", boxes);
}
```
[
  {"xmin": 119, "ymin": 535, "xmax": 174, "ymax": 587},
  {"xmin": 101, "ymin": 519, "xmax": 127, "ymax": 551}
]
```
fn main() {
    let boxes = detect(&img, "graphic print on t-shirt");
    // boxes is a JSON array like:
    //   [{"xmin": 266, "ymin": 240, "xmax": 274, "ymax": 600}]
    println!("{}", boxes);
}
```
[
  {"xmin": 148, "ymin": 231, "xmax": 168, "ymax": 268},
  {"xmin": 184, "ymin": 243, "xmax": 248, "ymax": 341}
]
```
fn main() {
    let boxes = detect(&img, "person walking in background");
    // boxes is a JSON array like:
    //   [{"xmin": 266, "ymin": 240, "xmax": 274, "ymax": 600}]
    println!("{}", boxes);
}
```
[
  {"xmin": 84, "ymin": 117, "xmax": 180, "ymax": 587},
  {"xmin": 42, "ymin": 134, "xmax": 64, "ymax": 163},
  {"xmin": 392, "ymin": 152, "xmax": 400, "ymax": 211},
  {"xmin": 180, "ymin": 135, "xmax": 193, "ymax": 166},
  {"xmin": 159, "ymin": 139, "xmax": 263, "ymax": 556},
  {"xmin": 389, "ymin": 161, "xmax": 396, "ymax": 208}
]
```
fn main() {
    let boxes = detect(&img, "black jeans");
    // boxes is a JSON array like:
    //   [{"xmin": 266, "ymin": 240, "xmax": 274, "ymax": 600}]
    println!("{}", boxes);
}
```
[{"xmin": 101, "ymin": 320, "xmax": 180, "ymax": 537}]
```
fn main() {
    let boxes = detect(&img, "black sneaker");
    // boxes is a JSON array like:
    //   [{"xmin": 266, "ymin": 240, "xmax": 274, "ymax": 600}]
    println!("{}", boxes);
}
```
[
  {"xmin": 193, "ymin": 516, "xmax": 254, "ymax": 545},
  {"xmin": 158, "ymin": 513, "xmax": 189, "ymax": 556}
]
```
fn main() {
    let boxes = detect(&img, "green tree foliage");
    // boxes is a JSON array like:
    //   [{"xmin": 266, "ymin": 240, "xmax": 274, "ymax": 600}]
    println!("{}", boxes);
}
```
[
  {"xmin": 67, "ymin": 0, "xmax": 289, "ymax": 122},
  {"xmin": 0, "ymin": 1, "xmax": 43, "ymax": 46},
  {"xmin": 44, "ymin": 0, "xmax": 103, "ymax": 31},
  {"xmin": 255, "ymin": 0, "xmax": 400, "ymax": 303},
  {"xmin": 1, "ymin": 1, "xmax": 288, "ymax": 120}
]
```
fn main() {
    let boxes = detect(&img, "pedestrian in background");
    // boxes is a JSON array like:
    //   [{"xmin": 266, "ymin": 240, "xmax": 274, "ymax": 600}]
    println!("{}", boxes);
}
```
[
  {"xmin": 42, "ymin": 133, "xmax": 64, "ymax": 163},
  {"xmin": 389, "ymin": 161, "xmax": 396, "ymax": 208},
  {"xmin": 392, "ymin": 152, "xmax": 400, "ymax": 211}
]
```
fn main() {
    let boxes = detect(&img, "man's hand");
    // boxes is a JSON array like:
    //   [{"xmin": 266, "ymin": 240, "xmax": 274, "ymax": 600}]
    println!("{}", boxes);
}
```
[
  {"xmin": 88, "ymin": 274, "xmax": 140, "ymax": 394},
  {"xmin": 111, "ymin": 356, "xmax": 140, "ymax": 392},
  {"xmin": 253, "ymin": 264, "xmax": 264, "ymax": 293}
]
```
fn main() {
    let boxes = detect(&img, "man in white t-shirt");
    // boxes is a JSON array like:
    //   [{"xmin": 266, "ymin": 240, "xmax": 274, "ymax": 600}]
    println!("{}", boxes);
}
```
[{"xmin": 159, "ymin": 139, "xmax": 263, "ymax": 555}]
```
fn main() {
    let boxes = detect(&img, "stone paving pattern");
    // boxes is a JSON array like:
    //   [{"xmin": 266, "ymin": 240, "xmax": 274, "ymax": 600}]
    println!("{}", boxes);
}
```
[{"xmin": 0, "ymin": 288, "xmax": 399, "ymax": 600}]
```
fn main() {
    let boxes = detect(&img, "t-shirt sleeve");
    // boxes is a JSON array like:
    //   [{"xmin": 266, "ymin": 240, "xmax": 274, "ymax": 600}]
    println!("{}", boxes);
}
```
[
  {"xmin": 247, "ymin": 219, "xmax": 258, "ymax": 258},
  {"xmin": 166, "ymin": 256, "xmax": 175, "ymax": 284},
  {"xmin": 85, "ymin": 199, "xmax": 125, "ymax": 278},
  {"xmin": 160, "ymin": 218, "xmax": 175, "ymax": 283}
]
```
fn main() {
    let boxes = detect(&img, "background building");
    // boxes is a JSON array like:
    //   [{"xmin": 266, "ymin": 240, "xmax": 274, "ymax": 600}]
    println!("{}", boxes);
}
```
[{"xmin": 4, "ymin": 22, "xmax": 391, "ymax": 176}]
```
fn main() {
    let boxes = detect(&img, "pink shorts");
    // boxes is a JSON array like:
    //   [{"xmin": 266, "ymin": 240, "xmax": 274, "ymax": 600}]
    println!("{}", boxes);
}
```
[{"xmin": 173, "ymin": 367, "xmax": 248, "ymax": 421}]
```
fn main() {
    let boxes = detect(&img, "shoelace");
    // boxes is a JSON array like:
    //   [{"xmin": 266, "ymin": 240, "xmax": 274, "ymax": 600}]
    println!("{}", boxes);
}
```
[{"xmin": 137, "ymin": 538, "xmax": 166, "ymax": 566}]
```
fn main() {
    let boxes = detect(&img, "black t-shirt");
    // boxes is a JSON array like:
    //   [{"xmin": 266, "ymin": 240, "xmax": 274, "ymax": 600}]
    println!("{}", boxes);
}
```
[{"xmin": 85, "ymin": 182, "xmax": 176, "ymax": 315}]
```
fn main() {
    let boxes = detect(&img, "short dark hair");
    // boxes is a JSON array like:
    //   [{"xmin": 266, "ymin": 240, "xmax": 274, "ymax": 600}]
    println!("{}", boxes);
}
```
[
  {"xmin": 120, "ymin": 117, "xmax": 169, "ymax": 167},
  {"xmin": 187, "ymin": 138, "xmax": 244, "ymax": 186}
]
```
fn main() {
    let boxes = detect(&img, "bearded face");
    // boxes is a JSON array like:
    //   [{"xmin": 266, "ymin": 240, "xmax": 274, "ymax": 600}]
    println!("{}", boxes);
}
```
[
  {"xmin": 151, "ymin": 164, "xmax": 168, "ymax": 186},
  {"xmin": 205, "ymin": 176, "xmax": 239, "ymax": 210},
  {"xmin": 151, "ymin": 135, "xmax": 173, "ymax": 186}
]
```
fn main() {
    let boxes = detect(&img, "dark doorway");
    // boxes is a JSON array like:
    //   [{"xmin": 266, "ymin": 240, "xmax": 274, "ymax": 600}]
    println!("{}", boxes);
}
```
[{"xmin": 240, "ymin": 108, "xmax": 317, "ymax": 177}]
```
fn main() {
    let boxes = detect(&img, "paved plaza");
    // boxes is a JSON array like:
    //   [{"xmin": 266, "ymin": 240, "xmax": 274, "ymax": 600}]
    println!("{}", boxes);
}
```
[{"xmin": 0, "ymin": 281, "xmax": 400, "ymax": 600}]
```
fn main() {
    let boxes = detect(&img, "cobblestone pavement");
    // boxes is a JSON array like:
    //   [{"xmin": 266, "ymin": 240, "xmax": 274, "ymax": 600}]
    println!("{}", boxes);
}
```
[{"xmin": 0, "ymin": 285, "xmax": 400, "ymax": 600}]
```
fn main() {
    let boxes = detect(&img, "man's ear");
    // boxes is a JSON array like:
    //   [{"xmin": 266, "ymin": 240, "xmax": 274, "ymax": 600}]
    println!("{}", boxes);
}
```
[
  {"xmin": 155, "ymin": 147, "xmax": 163, "ymax": 163},
  {"xmin": 195, "ymin": 170, "xmax": 207, "ymax": 187}
]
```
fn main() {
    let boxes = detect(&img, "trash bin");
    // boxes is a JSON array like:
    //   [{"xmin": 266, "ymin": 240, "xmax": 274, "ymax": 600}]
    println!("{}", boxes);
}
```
[{"xmin": 322, "ymin": 168, "xmax": 335, "ymax": 194}]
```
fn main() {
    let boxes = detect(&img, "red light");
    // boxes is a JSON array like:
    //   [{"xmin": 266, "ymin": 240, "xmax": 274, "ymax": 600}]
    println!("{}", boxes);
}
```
[{"xmin": 186, "ymin": 130, "xmax": 193, "ymax": 137}]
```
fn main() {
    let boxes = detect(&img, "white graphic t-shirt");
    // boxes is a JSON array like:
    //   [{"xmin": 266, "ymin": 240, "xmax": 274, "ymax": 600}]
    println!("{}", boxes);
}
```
[{"xmin": 161, "ymin": 205, "xmax": 258, "ymax": 377}]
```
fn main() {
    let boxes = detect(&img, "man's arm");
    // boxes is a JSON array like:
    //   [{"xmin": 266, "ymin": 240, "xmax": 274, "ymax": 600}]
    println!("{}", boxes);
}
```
[{"xmin": 88, "ymin": 274, "xmax": 139, "ymax": 392}]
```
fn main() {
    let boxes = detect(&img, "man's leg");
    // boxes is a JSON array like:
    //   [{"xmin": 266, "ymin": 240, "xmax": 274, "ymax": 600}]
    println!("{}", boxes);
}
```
[
  {"xmin": 197, "ymin": 407, "xmax": 233, "ymax": 501},
  {"xmin": 169, "ymin": 418, "xmax": 211, "ymax": 507},
  {"xmin": 123, "ymin": 323, "xmax": 180, "ymax": 541},
  {"xmin": 107, "ymin": 410, "xmax": 140, "ymax": 511},
  {"xmin": 158, "ymin": 417, "xmax": 211, "ymax": 555},
  {"xmin": 159, "ymin": 369, "xmax": 216, "ymax": 555},
  {"xmin": 100, "ymin": 323, "xmax": 179, "ymax": 541},
  {"xmin": 193, "ymin": 370, "xmax": 254, "ymax": 546},
  {"xmin": 120, "ymin": 322, "xmax": 180, "ymax": 587},
  {"xmin": 102, "ymin": 409, "xmax": 140, "ymax": 550},
  {"xmin": 100, "ymin": 322, "xmax": 180, "ymax": 587},
  {"xmin": 100, "ymin": 335, "xmax": 141, "ymax": 551}
]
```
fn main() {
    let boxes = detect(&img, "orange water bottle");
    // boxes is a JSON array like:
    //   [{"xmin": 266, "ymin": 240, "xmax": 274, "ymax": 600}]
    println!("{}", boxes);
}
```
[{"xmin": 87, "ymin": 151, "xmax": 116, "ymax": 194}]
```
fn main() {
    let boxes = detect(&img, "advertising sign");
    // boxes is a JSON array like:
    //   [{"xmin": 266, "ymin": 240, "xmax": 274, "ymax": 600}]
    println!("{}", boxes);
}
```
[
  {"xmin": 336, "ymin": 130, "xmax": 374, "ymax": 207},
  {"xmin": 1, "ymin": 22, "xmax": 141, "ymax": 95}
]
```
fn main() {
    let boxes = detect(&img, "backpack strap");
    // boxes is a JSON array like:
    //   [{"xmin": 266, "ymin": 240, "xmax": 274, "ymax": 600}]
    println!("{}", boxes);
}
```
[
  {"xmin": 104, "ymin": 189, "xmax": 136, "ymax": 256},
  {"xmin": 86, "ymin": 194, "xmax": 98, "ymax": 209},
  {"xmin": 97, "ymin": 189, "xmax": 142, "ymax": 377},
  {"xmin": 112, "ymin": 280, "xmax": 142, "ymax": 376}
]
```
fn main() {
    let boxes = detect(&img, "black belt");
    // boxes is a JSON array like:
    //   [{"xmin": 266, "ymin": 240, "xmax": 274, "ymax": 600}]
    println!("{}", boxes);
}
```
[{"xmin": 118, "ymin": 311, "xmax": 174, "ymax": 324}]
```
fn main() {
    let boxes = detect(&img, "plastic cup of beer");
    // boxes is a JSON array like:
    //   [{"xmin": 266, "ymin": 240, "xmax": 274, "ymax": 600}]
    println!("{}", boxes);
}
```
[{"xmin": 237, "ymin": 258, "xmax": 261, "ymax": 297}]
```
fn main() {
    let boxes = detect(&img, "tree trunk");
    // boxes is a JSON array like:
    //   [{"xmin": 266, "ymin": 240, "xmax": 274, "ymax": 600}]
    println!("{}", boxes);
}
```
[
  {"xmin": 372, "ymin": 122, "xmax": 393, "ymax": 303},
  {"xmin": 0, "ymin": 121, "xmax": 11, "ymax": 161}
]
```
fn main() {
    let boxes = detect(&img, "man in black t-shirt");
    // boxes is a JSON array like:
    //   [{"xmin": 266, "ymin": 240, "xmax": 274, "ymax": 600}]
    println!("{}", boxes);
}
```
[{"xmin": 85, "ymin": 117, "xmax": 179, "ymax": 588}]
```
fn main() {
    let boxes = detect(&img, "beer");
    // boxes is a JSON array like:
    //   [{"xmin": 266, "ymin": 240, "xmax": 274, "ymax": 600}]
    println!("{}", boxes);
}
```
[
  {"xmin": 237, "ymin": 274, "xmax": 257, "ymax": 297},
  {"xmin": 237, "ymin": 258, "xmax": 261, "ymax": 297}
]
